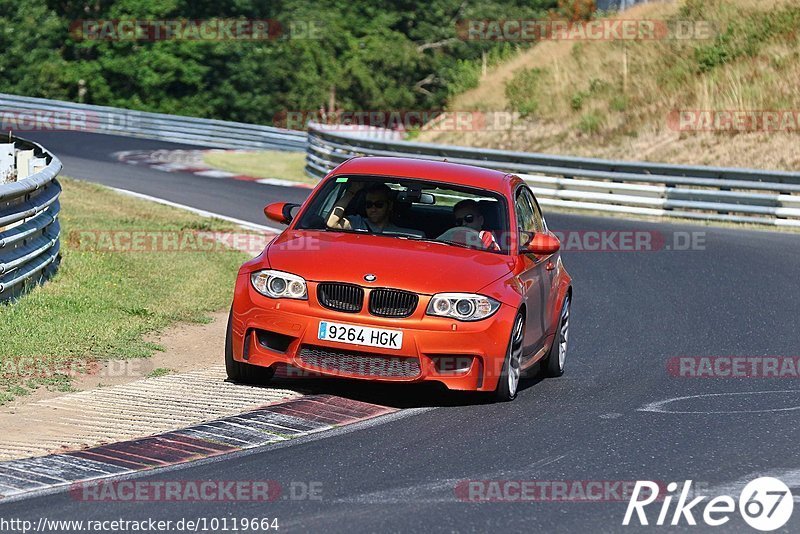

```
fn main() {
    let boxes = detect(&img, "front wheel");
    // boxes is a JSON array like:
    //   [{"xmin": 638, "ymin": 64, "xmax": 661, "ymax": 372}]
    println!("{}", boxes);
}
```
[
  {"xmin": 225, "ymin": 309, "xmax": 275, "ymax": 385},
  {"xmin": 494, "ymin": 313, "xmax": 525, "ymax": 402},
  {"xmin": 541, "ymin": 295, "xmax": 570, "ymax": 378}
]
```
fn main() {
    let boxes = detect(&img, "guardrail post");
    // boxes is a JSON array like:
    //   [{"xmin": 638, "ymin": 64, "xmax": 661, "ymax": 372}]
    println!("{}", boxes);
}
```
[
  {"xmin": 0, "ymin": 143, "xmax": 14, "ymax": 184},
  {"xmin": 15, "ymin": 149, "xmax": 33, "ymax": 181}
]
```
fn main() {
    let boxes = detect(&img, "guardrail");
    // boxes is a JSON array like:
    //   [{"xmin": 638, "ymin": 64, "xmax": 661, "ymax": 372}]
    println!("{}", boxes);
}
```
[
  {"xmin": 0, "ymin": 93, "xmax": 306, "ymax": 151},
  {"xmin": 0, "ymin": 137, "xmax": 62, "ymax": 302},
  {"xmin": 306, "ymin": 123, "xmax": 800, "ymax": 228}
]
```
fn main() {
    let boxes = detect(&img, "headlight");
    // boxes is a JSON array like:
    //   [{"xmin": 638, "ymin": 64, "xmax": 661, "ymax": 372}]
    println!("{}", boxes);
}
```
[
  {"xmin": 426, "ymin": 293, "xmax": 500, "ymax": 321},
  {"xmin": 251, "ymin": 270, "xmax": 307, "ymax": 299}
]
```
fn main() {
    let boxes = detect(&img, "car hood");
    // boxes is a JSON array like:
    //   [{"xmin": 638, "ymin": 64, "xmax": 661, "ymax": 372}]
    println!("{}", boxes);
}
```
[{"xmin": 266, "ymin": 231, "xmax": 514, "ymax": 295}]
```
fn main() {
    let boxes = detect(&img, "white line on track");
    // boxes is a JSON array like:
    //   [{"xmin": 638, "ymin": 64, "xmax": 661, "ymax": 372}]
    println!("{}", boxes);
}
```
[
  {"xmin": 108, "ymin": 187, "xmax": 284, "ymax": 233},
  {"xmin": 705, "ymin": 468, "xmax": 800, "ymax": 503},
  {"xmin": 637, "ymin": 390, "xmax": 800, "ymax": 414}
]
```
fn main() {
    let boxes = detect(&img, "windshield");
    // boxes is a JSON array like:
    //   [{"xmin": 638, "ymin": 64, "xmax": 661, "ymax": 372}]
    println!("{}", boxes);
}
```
[{"xmin": 295, "ymin": 175, "xmax": 510, "ymax": 254}]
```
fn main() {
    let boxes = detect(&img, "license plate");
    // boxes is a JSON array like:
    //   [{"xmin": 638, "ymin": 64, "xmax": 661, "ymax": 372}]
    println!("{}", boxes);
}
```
[{"xmin": 317, "ymin": 321, "xmax": 403, "ymax": 350}]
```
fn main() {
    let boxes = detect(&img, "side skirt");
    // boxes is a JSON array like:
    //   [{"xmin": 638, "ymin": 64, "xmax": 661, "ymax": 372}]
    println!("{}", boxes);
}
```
[{"xmin": 519, "ymin": 337, "xmax": 552, "ymax": 374}]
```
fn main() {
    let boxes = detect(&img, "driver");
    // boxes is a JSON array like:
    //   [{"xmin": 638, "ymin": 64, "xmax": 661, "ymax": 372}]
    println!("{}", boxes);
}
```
[
  {"xmin": 326, "ymin": 182, "xmax": 424, "ymax": 237},
  {"xmin": 453, "ymin": 199, "xmax": 501, "ymax": 251}
]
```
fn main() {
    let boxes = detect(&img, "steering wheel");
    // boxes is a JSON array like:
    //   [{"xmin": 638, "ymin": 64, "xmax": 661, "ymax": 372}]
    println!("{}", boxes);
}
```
[{"xmin": 436, "ymin": 226, "xmax": 483, "ymax": 248}]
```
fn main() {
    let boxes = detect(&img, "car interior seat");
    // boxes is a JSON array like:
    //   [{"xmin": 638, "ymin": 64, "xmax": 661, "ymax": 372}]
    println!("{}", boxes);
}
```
[{"xmin": 477, "ymin": 200, "xmax": 501, "ymax": 232}]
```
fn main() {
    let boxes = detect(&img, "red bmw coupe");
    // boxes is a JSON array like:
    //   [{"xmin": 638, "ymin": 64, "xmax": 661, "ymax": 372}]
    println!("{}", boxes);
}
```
[{"xmin": 226, "ymin": 157, "xmax": 572, "ymax": 401}]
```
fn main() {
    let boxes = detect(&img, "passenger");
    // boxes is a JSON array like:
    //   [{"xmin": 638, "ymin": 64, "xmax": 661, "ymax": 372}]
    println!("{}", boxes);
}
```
[
  {"xmin": 453, "ymin": 199, "xmax": 500, "ymax": 251},
  {"xmin": 327, "ymin": 182, "xmax": 424, "ymax": 237}
]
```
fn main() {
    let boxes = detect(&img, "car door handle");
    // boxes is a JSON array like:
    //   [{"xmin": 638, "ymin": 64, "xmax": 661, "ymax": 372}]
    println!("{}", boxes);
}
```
[{"xmin": 545, "ymin": 261, "xmax": 555, "ymax": 271}]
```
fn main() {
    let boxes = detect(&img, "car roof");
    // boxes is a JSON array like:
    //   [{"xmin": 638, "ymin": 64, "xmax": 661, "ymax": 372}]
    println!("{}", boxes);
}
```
[{"xmin": 331, "ymin": 156, "xmax": 512, "ymax": 193}]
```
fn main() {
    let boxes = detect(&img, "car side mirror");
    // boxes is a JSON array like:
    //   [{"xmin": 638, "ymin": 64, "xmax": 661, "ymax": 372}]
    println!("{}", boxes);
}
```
[
  {"xmin": 264, "ymin": 202, "xmax": 299, "ymax": 225},
  {"xmin": 521, "ymin": 232, "xmax": 560, "ymax": 255}
]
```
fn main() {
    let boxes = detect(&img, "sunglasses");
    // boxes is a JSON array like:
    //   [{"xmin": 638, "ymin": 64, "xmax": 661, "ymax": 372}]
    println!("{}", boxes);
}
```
[
  {"xmin": 455, "ymin": 214, "xmax": 476, "ymax": 225},
  {"xmin": 365, "ymin": 201, "xmax": 386, "ymax": 209}
]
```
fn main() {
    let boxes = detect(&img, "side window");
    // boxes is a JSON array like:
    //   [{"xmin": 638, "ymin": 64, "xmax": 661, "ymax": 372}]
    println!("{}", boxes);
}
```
[
  {"xmin": 515, "ymin": 187, "xmax": 546, "ymax": 249},
  {"xmin": 526, "ymin": 189, "xmax": 545, "ymax": 233},
  {"xmin": 517, "ymin": 187, "xmax": 544, "ymax": 234},
  {"xmin": 515, "ymin": 190, "xmax": 532, "ymax": 231},
  {"xmin": 514, "ymin": 188, "xmax": 534, "ymax": 249},
  {"xmin": 515, "ymin": 187, "xmax": 542, "ymax": 233}
]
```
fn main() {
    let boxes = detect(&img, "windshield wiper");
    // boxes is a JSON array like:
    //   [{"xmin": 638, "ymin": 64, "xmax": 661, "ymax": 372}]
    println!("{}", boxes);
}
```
[
  {"xmin": 404, "ymin": 236, "xmax": 473, "ymax": 250},
  {"xmin": 316, "ymin": 226, "xmax": 369, "ymax": 234}
]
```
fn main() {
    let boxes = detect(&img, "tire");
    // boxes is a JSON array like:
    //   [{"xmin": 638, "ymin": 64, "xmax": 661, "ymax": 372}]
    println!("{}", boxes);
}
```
[
  {"xmin": 494, "ymin": 312, "xmax": 525, "ymax": 402},
  {"xmin": 541, "ymin": 295, "xmax": 570, "ymax": 378},
  {"xmin": 225, "ymin": 309, "xmax": 275, "ymax": 385}
]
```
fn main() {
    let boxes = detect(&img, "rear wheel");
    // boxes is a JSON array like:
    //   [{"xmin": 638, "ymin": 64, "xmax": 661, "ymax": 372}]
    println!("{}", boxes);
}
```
[
  {"xmin": 225, "ymin": 309, "xmax": 275, "ymax": 385},
  {"xmin": 542, "ymin": 295, "xmax": 570, "ymax": 378},
  {"xmin": 494, "ymin": 313, "xmax": 525, "ymax": 402}
]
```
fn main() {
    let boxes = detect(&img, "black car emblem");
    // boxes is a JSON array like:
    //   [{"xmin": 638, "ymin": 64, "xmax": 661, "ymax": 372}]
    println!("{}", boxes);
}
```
[{"xmin": 364, "ymin": 274, "xmax": 377, "ymax": 282}]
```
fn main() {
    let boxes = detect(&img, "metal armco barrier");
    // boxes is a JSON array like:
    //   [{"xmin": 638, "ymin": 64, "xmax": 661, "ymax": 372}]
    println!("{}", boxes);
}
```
[
  {"xmin": 0, "ymin": 137, "xmax": 62, "ymax": 302},
  {"xmin": 0, "ymin": 93, "xmax": 306, "ymax": 151},
  {"xmin": 306, "ymin": 123, "xmax": 800, "ymax": 228}
]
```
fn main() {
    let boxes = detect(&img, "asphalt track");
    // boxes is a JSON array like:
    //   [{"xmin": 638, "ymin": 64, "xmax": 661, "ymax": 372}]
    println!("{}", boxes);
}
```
[{"xmin": 4, "ymin": 131, "xmax": 800, "ymax": 532}]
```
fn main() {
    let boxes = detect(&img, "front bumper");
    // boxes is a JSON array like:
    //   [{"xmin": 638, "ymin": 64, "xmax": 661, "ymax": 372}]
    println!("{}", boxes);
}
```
[{"xmin": 231, "ymin": 275, "xmax": 517, "ymax": 391}]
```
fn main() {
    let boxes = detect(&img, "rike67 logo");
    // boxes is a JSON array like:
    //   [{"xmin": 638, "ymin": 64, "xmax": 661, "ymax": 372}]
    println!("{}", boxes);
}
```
[{"xmin": 623, "ymin": 478, "xmax": 793, "ymax": 531}]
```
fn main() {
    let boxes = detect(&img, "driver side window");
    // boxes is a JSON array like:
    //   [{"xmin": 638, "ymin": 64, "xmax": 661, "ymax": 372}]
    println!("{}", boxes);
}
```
[
  {"xmin": 520, "ymin": 188, "xmax": 544, "ymax": 232},
  {"xmin": 529, "ymin": 192, "xmax": 545, "ymax": 233},
  {"xmin": 514, "ymin": 188, "xmax": 535, "ymax": 230},
  {"xmin": 515, "ymin": 188, "xmax": 533, "ymax": 247},
  {"xmin": 515, "ymin": 187, "xmax": 544, "ymax": 247}
]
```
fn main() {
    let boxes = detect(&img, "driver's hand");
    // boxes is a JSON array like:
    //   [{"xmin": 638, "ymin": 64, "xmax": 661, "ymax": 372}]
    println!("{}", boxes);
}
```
[{"xmin": 347, "ymin": 182, "xmax": 365, "ymax": 195}]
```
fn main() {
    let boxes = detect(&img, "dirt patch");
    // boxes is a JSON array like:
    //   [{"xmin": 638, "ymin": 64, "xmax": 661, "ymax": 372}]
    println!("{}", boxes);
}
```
[{"xmin": 0, "ymin": 310, "xmax": 229, "ymax": 415}]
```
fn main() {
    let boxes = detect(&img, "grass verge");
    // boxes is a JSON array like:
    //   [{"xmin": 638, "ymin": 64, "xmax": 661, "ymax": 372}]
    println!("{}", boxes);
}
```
[
  {"xmin": 0, "ymin": 178, "xmax": 250, "ymax": 403},
  {"xmin": 203, "ymin": 150, "xmax": 316, "ymax": 184}
]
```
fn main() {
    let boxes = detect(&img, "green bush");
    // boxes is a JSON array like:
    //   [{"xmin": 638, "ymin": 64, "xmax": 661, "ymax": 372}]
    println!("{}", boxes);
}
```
[
  {"xmin": 610, "ymin": 95, "xmax": 627, "ymax": 112},
  {"xmin": 694, "ymin": 7, "xmax": 800, "ymax": 72},
  {"xmin": 588, "ymin": 78, "xmax": 608, "ymax": 94},
  {"xmin": 505, "ymin": 67, "xmax": 547, "ymax": 117},
  {"xmin": 678, "ymin": 0, "xmax": 707, "ymax": 19},
  {"xmin": 570, "ymin": 91, "xmax": 586, "ymax": 111},
  {"xmin": 447, "ymin": 59, "xmax": 482, "ymax": 98},
  {"xmin": 578, "ymin": 111, "xmax": 604, "ymax": 135}
]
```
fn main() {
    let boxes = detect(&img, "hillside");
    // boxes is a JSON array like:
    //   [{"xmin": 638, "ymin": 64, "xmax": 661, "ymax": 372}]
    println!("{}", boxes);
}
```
[{"xmin": 418, "ymin": 0, "xmax": 800, "ymax": 171}]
